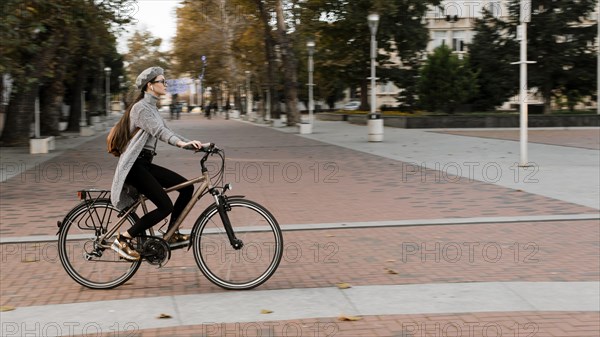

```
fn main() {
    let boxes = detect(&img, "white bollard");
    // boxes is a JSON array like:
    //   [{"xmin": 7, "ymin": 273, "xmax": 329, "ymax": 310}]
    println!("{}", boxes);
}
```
[
  {"xmin": 299, "ymin": 122, "xmax": 312, "ymax": 134},
  {"xmin": 367, "ymin": 116, "xmax": 383, "ymax": 142}
]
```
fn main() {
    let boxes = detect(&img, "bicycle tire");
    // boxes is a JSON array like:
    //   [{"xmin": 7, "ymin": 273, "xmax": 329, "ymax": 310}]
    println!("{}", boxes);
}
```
[
  {"xmin": 58, "ymin": 199, "xmax": 142, "ymax": 289},
  {"xmin": 191, "ymin": 198, "xmax": 283, "ymax": 290}
]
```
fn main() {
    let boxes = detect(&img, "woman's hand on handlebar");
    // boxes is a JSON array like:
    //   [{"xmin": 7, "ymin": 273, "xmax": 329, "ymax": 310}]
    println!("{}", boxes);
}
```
[{"xmin": 178, "ymin": 140, "xmax": 204, "ymax": 150}]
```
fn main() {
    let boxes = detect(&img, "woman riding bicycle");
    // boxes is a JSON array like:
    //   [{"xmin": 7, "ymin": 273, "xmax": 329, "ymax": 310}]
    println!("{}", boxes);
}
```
[{"xmin": 110, "ymin": 66, "xmax": 204, "ymax": 261}]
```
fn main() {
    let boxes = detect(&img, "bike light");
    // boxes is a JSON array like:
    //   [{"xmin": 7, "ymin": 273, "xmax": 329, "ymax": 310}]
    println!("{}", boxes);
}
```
[{"xmin": 224, "ymin": 183, "xmax": 232, "ymax": 192}]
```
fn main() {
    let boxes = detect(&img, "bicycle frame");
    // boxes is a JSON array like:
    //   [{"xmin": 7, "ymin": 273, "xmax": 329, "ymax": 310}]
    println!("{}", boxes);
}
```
[
  {"xmin": 100, "ymin": 146, "xmax": 229, "ymax": 248},
  {"xmin": 98, "ymin": 168, "xmax": 213, "ymax": 248}
]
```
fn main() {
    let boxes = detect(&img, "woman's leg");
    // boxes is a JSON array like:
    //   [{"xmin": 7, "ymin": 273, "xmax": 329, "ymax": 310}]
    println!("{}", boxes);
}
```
[
  {"xmin": 146, "ymin": 163, "xmax": 193, "ymax": 230},
  {"xmin": 125, "ymin": 160, "xmax": 174, "ymax": 237}
]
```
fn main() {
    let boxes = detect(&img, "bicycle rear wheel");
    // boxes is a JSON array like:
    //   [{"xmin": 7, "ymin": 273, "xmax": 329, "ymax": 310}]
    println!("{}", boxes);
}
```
[
  {"xmin": 192, "ymin": 198, "xmax": 283, "ymax": 290},
  {"xmin": 58, "ymin": 199, "xmax": 142, "ymax": 289}
]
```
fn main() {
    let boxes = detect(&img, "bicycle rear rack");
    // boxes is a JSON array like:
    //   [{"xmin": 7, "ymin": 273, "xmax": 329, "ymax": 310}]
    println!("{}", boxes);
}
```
[{"xmin": 77, "ymin": 189, "xmax": 111, "ymax": 203}]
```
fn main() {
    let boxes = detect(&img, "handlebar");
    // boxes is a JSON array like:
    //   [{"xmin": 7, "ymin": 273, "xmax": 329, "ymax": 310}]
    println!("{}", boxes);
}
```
[{"xmin": 183, "ymin": 143, "xmax": 220, "ymax": 154}]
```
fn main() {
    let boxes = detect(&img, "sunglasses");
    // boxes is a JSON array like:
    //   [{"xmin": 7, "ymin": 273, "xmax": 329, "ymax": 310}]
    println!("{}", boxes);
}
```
[{"xmin": 151, "ymin": 79, "xmax": 167, "ymax": 86}]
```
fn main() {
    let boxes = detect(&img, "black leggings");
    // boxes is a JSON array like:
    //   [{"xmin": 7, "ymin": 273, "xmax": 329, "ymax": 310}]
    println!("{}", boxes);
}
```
[{"xmin": 125, "ymin": 157, "xmax": 193, "ymax": 237}]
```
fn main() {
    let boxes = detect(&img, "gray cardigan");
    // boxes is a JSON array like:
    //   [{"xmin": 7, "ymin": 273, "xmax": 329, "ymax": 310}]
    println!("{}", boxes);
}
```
[{"xmin": 110, "ymin": 93, "xmax": 190, "ymax": 209}]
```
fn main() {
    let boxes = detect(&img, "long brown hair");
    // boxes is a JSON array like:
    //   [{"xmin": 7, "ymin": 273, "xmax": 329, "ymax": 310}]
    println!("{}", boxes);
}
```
[{"xmin": 111, "ymin": 91, "xmax": 144, "ymax": 152}]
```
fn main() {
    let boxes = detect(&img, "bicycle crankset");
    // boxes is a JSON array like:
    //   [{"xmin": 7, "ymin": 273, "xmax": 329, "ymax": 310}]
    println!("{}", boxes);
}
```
[{"xmin": 141, "ymin": 237, "xmax": 171, "ymax": 267}]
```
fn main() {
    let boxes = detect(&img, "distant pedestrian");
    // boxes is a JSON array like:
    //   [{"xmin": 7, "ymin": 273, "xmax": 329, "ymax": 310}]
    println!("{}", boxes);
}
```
[
  {"xmin": 224, "ymin": 102, "xmax": 231, "ymax": 120},
  {"xmin": 110, "ymin": 66, "xmax": 206, "ymax": 260},
  {"xmin": 205, "ymin": 102, "xmax": 212, "ymax": 119},
  {"xmin": 169, "ymin": 93, "xmax": 179, "ymax": 120}
]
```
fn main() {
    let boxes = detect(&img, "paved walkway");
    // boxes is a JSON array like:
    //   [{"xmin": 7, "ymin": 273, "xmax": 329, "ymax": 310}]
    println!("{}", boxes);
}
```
[
  {"xmin": 3, "ymin": 282, "xmax": 598, "ymax": 336},
  {"xmin": 1, "ymin": 115, "xmax": 598, "ymax": 336},
  {"xmin": 288, "ymin": 122, "xmax": 600, "ymax": 209}
]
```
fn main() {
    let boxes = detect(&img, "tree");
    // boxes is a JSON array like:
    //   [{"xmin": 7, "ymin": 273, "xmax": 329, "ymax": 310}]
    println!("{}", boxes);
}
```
[
  {"xmin": 254, "ymin": 0, "xmax": 281, "ymax": 118},
  {"xmin": 169, "ymin": 0, "xmax": 441, "ymax": 119},
  {"xmin": 417, "ymin": 45, "xmax": 478, "ymax": 113},
  {"xmin": 470, "ymin": 0, "xmax": 597, "ymax": 114},
  {"xmin": 0, "ymin": 0, "xmax": 132, "ymax": 145},
  {"xmin": 468, "ymin": 8, "xmax": 519, "ymax": 111},
  {"xmin": 295, "ymin": 0, "xmax": 440, "ymax": 111},
  {"xmin": 173, "ymin": 0, "xmax": 262, "ymax": 111},
  {"xmin": 377, "ymin": 0, "xmax": 442, "ymax": 111}
]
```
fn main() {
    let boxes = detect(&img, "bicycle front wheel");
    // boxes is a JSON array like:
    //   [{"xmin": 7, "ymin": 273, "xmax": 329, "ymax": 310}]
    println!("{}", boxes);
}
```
[
  {"xmin": 192, "ymin": 198, "xmax": 283, "ymax": 290},
  {"xmin": 58, "ymin": 199, "xmax": 142, "ymax": 289}
]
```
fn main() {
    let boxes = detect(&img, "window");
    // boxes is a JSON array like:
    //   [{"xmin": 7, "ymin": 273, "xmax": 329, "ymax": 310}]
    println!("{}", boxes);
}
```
[
  {"xmin": 432, "ymin": 31, "xmax": 447, "ymax": 49},
  {"xmin": 452, "ymin": 31, "xmax": 467, "ymax": 52}
]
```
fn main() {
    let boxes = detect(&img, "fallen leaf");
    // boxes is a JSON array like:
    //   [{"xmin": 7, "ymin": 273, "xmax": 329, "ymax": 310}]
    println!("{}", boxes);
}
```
[
  {"xmin": 157, "ymin": 313, "xmax": 172, "ymax": 319},
  {"xmin": 260, "ymin": 309, "xmax": 273, "ymax": 314},
  {"xmin": 0, "ymin": 306, "xmax": 15, "ymax": 312},
  {"xmin": 385, "ymin": 268, "xmax": 399, "ymax": 275},
  {"xmin": 22, "ymin": 257, "xmax": 38, "ymax": 263},
  {"xmin": 326, "ymin": 234, "xmax": 335, "ymax": 237},
  {"xmin": 386, "ymin": 259, "xmax": 396, "ymax": 262},
  {"xmin": 336, "ymin": 282, "xmax": 352, "ymax": 289},
  {"xmin": 338, "ymin": 315, "xmax": 362, "ymax": 321}
]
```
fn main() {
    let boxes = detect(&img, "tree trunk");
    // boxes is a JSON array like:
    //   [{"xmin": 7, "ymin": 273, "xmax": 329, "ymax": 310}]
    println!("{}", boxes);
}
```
[
  {"xmin": 542, "ymin": 85, "xmax": 552, "ymax": 115},
  {"xmin": 0, "ymin": 84, "xmax": 37, "ymax": 146},
  {"xmin": 275, "ymin": 0, "xmax": 299, "ymax": 125},
  {"xmin": 234, "ymin": 85, "xmax": 242, "ymax": 115},
  {"xmin": 219, "ymin": 0, "xmax": 240, "ymax": 113},
  {"xmin": 360, "ymin": 79, "xmax": 369, "ymax": 111},
  {"xmin": 40, "ymin": 82, "xmax": 63, "ymax": 136},
  {"xmin": 255, "ymin": 0, "xmax": 280, "ymax": 119},
  {"xmin": 67, "ymin": 67, "xmax": 87, "ymax": 131},
  {"xmin": 90, "ymin": 58, "xmax": 104, "ymax": 116}
]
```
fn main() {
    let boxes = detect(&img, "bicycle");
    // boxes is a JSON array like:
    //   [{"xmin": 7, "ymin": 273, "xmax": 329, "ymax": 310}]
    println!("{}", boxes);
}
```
[{"xmin": 56, "ymin": 144, "xmax": 283, "ymax": 290}]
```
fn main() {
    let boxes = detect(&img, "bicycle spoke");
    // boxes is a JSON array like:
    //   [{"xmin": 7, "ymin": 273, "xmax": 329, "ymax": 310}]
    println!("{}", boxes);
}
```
[
  {"xmin": 193, "ymin": 198, "xmax": 283, "ymax": 290},
  {"xmin": 58, "ymin": 200, "xmax": 141, "ymax": 289}
]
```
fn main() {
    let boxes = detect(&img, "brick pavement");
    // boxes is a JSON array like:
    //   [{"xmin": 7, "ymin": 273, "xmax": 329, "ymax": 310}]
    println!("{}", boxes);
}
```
[
  {"xmin": 1, "ymin": 220, "xmax": 597, "ymax": 308},
  {"xmin": 0, "ymin": 118, "xmax": 596, "ymax": 237},
  {"xmin": 1, "ymin": 115, "xmax": 598, "ymax": 337}
]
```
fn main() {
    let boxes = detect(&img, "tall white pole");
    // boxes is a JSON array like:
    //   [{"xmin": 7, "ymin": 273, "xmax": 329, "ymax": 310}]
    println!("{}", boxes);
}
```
[
  {"xmin": 367, "ymin": 13, "xmax": 382, "ymax": 142},
  {"xmin": 104, "ymin": 67, "xmax": 111, "ymax": 117},
  {"xmin": 307, "ymin": 41, "xmax": 315, "ymax": 128},
  {"xmin": 246, "ymin": 71, "xmax": 251, "ymax": 118},
  {"xmin": 370, "ymin": 32, "xmax": 376, "ymax": 117},
  {"xmin": 519, "ymin": 23, "xmax": 528, "ymax": 166},
  {"xmin": 518, "ymin": 1, "xmax": 533, "ymax": 167}
]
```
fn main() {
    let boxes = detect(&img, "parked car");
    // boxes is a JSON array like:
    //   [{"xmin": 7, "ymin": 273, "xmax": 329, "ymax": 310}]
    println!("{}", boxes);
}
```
[{"xmin": 342, "ymin": 101, "xmax": 361, "ymax": 111}]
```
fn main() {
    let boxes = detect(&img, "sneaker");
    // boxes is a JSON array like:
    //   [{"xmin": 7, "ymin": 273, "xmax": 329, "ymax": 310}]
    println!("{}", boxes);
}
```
[
  {"xmin": 111, "ymin": 234, "xmax": 141, "ymax": 261},
  {"xmin": 167, "ymin": 231, "xmax": 189, "ymax": 246}
]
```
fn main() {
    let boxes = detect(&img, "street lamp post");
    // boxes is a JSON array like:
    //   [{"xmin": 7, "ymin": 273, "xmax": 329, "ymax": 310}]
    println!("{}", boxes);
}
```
[
  {"xmin": 200, "ymin": 55, "xmax": 206, "ymax": 110},
  {"xmin": 307, "ymin": 40, "xmax": 315, "ymax": 133},
  {"xmin": 195, "ymin": 79, "xmax": 200, "ymax": 107},
  {"xmin": 367, "ymin": 13, "xmax": 383, "ymax": 142},
  {"xmin": 118, "ymin": 75, "xmax": 124, "ymax": 113},
  {"xmin": 104, "ymin": 67, "xmax": 111, "ymax": 117},
  {"xmin": 245, "ymin": 70, "xmax": 251, "ymax": 119}
]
